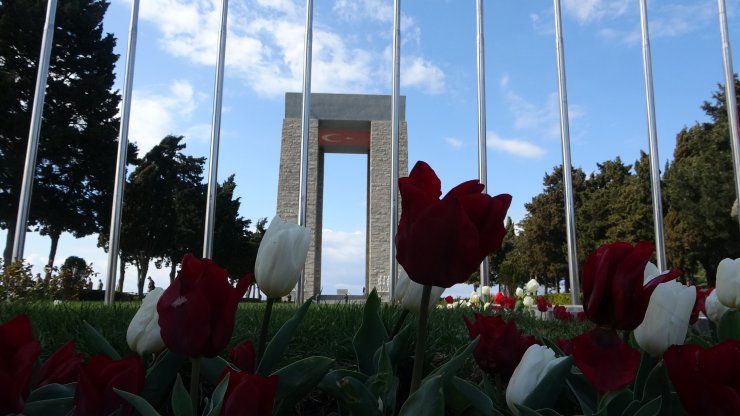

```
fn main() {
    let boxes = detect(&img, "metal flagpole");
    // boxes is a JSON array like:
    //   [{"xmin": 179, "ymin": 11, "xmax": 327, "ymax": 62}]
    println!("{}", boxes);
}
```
[
  {"xmin": 717, "ymin": 0, "xmax": 740, "ymax": 236},
  {"xmin": 639, "ymin": 0, "xmax": 667, "ymax": 272},
  {"xmin": 475, "ymin": 0, "xmax": 490, "ymax": 289},
  {"xmin": 12, "ymin": 0, "xmax": 58, "ymax": 261},
  {"xmin": 203, "ymin": 0, "xmax": 229, "ymax": 259},
  {"xmin": 297, "ymin": 0, "xmax": 314, "ymax": 304},
  {"xmin": 105, "ymin": 0, "xmax": 139, "ymax": 305},
  {"xmin": 553, "ymin": 0, "xmax": 580, "ymax": 304},
  {"xmin": 389, "ymin": 0, "xmax": 401, "ymax": 302}
]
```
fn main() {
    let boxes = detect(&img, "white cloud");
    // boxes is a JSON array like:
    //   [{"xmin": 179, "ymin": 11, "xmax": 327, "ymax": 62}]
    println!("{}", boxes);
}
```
[
  {"xmin": 501, "ymin": 80, "xmax": 583, "ymax": 141},
  {"xmin": 444, "ymin": 137, "xmax": 463, "ymax": 149},
  {"xmin": 487, "ymin": 132, "xmax": 546, "ymax": 158},
  {"xmin": 128, "ymin": 80, "xmax": 200, "ymax": 152},
  {"xmin": 128, "ymin": 0, "xmax": 444, "ymax": 97},
  {"xmin": 562, "ymin": 0, "xmax": 630, "ymax": 24},
  {"xmin": 320, "ymin": 228, "xmax": 366, "ymax": 295}
]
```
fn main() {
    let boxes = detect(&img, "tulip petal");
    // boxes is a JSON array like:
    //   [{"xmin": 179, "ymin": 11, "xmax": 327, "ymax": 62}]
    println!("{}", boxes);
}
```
[{"xmin": 570, "ymin": 328, "xmax": 640, "ymax": 394}]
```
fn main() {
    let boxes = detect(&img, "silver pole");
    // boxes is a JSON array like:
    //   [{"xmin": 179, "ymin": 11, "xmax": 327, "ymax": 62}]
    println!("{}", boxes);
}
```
[
  {"xmin": 475, "ymin": 0, "xmax": 490, "ymax": 289},
  {"xmin": 639, "ymin": 0, "xmax": 667, "ymax": 272},
  {"xmin": 12, "ymin": 0, "xmax": 58, "ymax": 261},
  {"xmin": 297, "ymin": 0, "xmax": 314, "ymax": 304},
  {"xmin": 105, "ymin": 0, "xmax": 139, "ymax": 305},
  {"xmin": 718, "ymin": 0, "xmax": 740, "ymax": 236},
  {"xmin": 203, "ymin": 0, "xmax": 229, "ymax": 259},
  {"xmin": 389, "ymin": 0, "xmax": 401, "ymax": 302},
  {"xmin": 553, "ymin": 0, "xmax": 580, "ymax": 304}
]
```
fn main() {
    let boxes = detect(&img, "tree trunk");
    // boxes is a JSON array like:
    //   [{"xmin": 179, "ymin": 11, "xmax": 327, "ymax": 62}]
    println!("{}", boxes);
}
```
[
  {"xmin": 3, "ymin": 221, "xmax": 15, "ymax": 265},
  {"xmin": 46, "ymin": 230, "xmax": 61, "ymax": 280},
  {"xmin": 117, "ymin": 257, "xmax": 126, "ymax": 293},
  {"xmin": 137, "ymin": 260, "xmax": 149, "ymax": 298},
  {"xmin": 169, "ymin": 260, "xmax": 177, "ymax": 283}
]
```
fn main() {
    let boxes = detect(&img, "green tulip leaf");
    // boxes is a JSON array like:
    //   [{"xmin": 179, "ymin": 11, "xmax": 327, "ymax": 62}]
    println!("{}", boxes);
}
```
[
  {"xmin": 353, "ymin": 289, "xmax": 388, "ymax": 375},
  {"xmin": 82, "ymin": 320, "xmax": 121, "ymax": 360},
  {"xmin": 199, "ymin": 355, "xmax": 232, "ymax": 385},
  {"xmin": 22, "ymin": 397, "xmax": 74, "ymax": 416},
  {"xmin": 398, "ymin": 375, "xmax": 444, "ymax": 416},
  {"xmin": 513, "ymin": 403, "xmax": 549, "ymax": 416},
  {"xmin": 142, "ymin": 350, "xmax": 187, "ymax": 404},
  {"xmin": 204, "ymin": 373, "xmax": 230, "ymax": 416},
  {"xmin": 272, "ymin": 356, "xmax": 334, "ymax": 415},
  {"xmin": 718, "ymin": 309, "xmax": 740, "ymax": 341},
  {"xmin": 641, "ymin": 362, "xmax": 669, "ymax": 405},
  {"xmin": 423, "ymin": 337, "xmax": 478, "ymax": 386},
  {"xmin": 27, "ymin": 382, "xmax": 76, "ymax": 401},
  {"xmin": 319, "ymin": 369, "xmax": 369, "ymax": 390},
  {"xmin": 257, "ymin": 297, "xmax": 314, "ymax": 376},
  {"xmin": 524, "ymin": 356, "xmax": 573, "ymax": 411},
  {"xmin": 171, "ymin": 373, "xmax": 193, "ymax": 416},
  {"xmin": 365, "ymin": 343, "xmax": 399, "ymax": 413},
  {"xmin": 320, "ymin": 374, "xmax": 382, "ymax": 416},
  {"xmin": 114, "ymin": 388, "xmax": 162, "ymax": 416},
  {"xmin": 373, "ymin": 323, "xmax": 413, "ymax": 372},
  {"xmin": 566, "ymin": 369, "xmax": 597, "ymax": 416},
  {"xmin": 633, "ymin": 352, "xmax": 658, "ymax": 402},
  {"xmin": 631, "ymin": 396, "xmax": 661, "ymax": 416},
  {"xmin": 449, "ymin": 376, "xmax": 499, "ymax": 416},
  {"xmin": 596, "ymin": 388, "xmax": 633, "ymax": 416}
]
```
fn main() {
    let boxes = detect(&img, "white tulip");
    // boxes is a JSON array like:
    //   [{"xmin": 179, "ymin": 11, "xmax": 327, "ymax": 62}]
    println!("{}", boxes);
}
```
[
  {"xmin": 716, "ymin": 258, "xmax": 740, "ymax": 309},
  {"xmin": 515, "ymin": 287, "xmax": 525, "ymax": 298},
  {"xmin": 526, "ymin": 279, "xmax": 540, "ymax": 294},
  {"xmin": 523, "ymin": 295, "xmax": 534, "ymax": 308},
  {"xmin": 506, "ymin": 345, "xmax": 570, "ymax": 415},
  {"xmin": 394, "ymin": 269, "xmax": 444, "ymax": 314},
  {"xmin": 470, "ymin": 292, "xmax": 481, "ymax": 306},
  {"xmin": 705, "ymin": 289, "xmax": 731, "ymax": 323},
  {"xmin": 255, "ymin": 216, "xmax": 311, "ymax": 299},
  {"xmin": 127, "ymin": 288, "xmax": 165, "ymax": 355},
  {"xmin": 481, "ymin": 286, "xmax": 491, "ymax": 296},
  {"xmin": 634, "ymin": 281, "xmax": 695, "ymax": 357}
]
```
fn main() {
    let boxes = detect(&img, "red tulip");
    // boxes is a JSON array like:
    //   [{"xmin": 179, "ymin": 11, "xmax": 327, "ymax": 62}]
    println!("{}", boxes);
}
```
[
  {"xmin": 568, "ymin": 327, "xmax": 640, "ymax": 394},
  {"xmin": 500, "ymin": 295, "xmax": 517, "ymax": 310},
  {"xmin": 553, "ymin": 305, "xmax": 572, "ymax": 321},
  {"xmin": 0, "ymin": 315, "xmax": 40, "ymax": 414},
  {"xmin": 229, "ymin": 340, "xmax": 256, "ymax": 374},
  {"xmin": 463, "ymin": 313, "xmax": 537, "ymax": 382},
  {"xmin": 536, "ymin": 296, "xmax": 551, "ymax": 313},
  {"xmin": 689, "ymin": 286, "xmax": 710, "ymax": 325},
  {"xmin": 445, "ymin": 295, "xmax": 454, "ymax": 304},
  {"xmin": 219, "ymin": 368, "xmax": 279, "ymax": 416},
  {"xmin": 38, "ymin": 340, "xmax": 83, "ymax": 386},
  {"xmin": 582, "ymin": 241, "xmax": 680, "ymax": 330},
  {"xmin": 664, "ymin": 340, "xmax": 740, "ymax": 416},
  {"xmin": 158, "ymin": 254, "xmax": 253, "ymax": 357},
  {"xmin": 396, "ymin": 161, "xmax": 511, "ymax": 288},
  {"xmin": 74, "ymin": 355, "xmax": 145, "ymax": 416}
]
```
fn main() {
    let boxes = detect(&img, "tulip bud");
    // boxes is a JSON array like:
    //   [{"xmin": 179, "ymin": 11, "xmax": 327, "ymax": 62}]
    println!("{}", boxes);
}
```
[
  {"xmin": 470, "ymin": 292, "xmax": 481, "ymax": 306},
  {"xmin": 506, "ymin": 345, "xmax": 571, "ymax": 415},
  {"xmin": 255, "ymin": 216, "xmax": 311, "ymax": 299},
  {"xmin": 395, "ymin": 269, "xmax": 444, "ymax": 314},
  {"xmin": 634, "ymin": 281, "xmax": 696, "ymax": 357},
  {"xmin": 526, "ymin": 279, "xmax": 540, "ymax": 295},
  {"xmin": 127, "ymin": 288, "xmax": 165, "ymax": 355},
  {"xmin": 705, "ymin": 289, "xmax": 731, "ymax": 323},
  {"xmin": 523, "ymin": 296, "xmax": 534, "ymax": 308},
  {"xmin": 716, "ymin": 258, "xmax": 740, "ymax": 309},
  {"xmin": 515, "ymin": 287, "xmax": 525, "ymax": 298},
  {"xmin": 481, "ymin": 285, "xmax": 491, "ymax": 296}
]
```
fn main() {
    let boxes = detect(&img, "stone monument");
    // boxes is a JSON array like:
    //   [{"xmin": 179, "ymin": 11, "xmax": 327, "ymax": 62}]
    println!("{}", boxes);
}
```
[{"xmin": 277, "ymin": 93, "xmax": 408, "ymax": 302}]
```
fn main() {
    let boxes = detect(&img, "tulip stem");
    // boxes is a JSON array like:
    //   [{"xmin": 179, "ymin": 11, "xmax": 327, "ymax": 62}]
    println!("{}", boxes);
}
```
[
  {"xmin": 257, "ymin": 297, "xmax": 275, "ymax": 362},
  {"xmin": 190, "ymin": 358, "xmax": 201, "ymax": 413},
  {"xmin": 390, "ymin": 309, "xmax": 409, "ymax": 339},
  {"xmin": 410, "ymin": 284, "xmax": 432, "ymax": 394}
]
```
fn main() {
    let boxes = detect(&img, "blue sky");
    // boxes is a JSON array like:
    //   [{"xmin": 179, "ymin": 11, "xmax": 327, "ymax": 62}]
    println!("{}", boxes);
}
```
[{"xmin": 3, "ymin": 0, "xmax": 740, "ymax": 297}]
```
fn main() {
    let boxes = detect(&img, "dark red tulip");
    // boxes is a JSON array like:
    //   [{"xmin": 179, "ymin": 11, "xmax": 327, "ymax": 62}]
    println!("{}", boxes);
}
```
[
  {"xmin": 576, "ymin": 311, "xmax": 587, "ymax": 321},
  {"xmin": 556, "ymin": 337, "xmax": 575, "ymax": 355},
  {"xmin": 664, "ymin": 340, "xmax": 740, "ymax": 416},
  {"xmin": 158, "ymin": 254, "xmax": 252, "ymax": 357},
  {"xmin": 536, "ymin": 296, "xmax": 551, "ymax": 313},
  {"xmin": 689, "ymin": 287, "xmax": 710, "ymax": 325},
  {"xmin": 0, "ymin": 315, "xmax": 40, "ymax": 414},
  {"xmin": 396, "ymin": 161, "xmax": 511, "ymax": 288},
  {"xmin": 74, "ymin": 355, "xmax": 145, "ymax": 416},
  {"xmin": 38, "ymin": 340, "xmax": 83, "ymax": 386},
  {"xmin": 229, "ymin": 340, "xmax": 256, "ymax": 373},
  {"xmin": 553, "ymin": 305, "xmax": 572, "ymax": 321},
  {"xmin": 463, "ymin": 313, "xmax": 537, "ymax": 382},
  {"xmin": 219, "ymin": 368, "xmax": 278, "ymax": 416},
  {"xmin": 445, "ymin": 295, "xmax": 454, "ymax": 304},
  {"xmin": 500, "ymin": 295, "xmax": 517, "ymax": 309},
  {"xmin": 569, "ymin": 327, "xmax": 640, "ymax": 394},
  {"xmin": 582, "ymin": 241, "xmax": 680, "ymax": 330}
]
